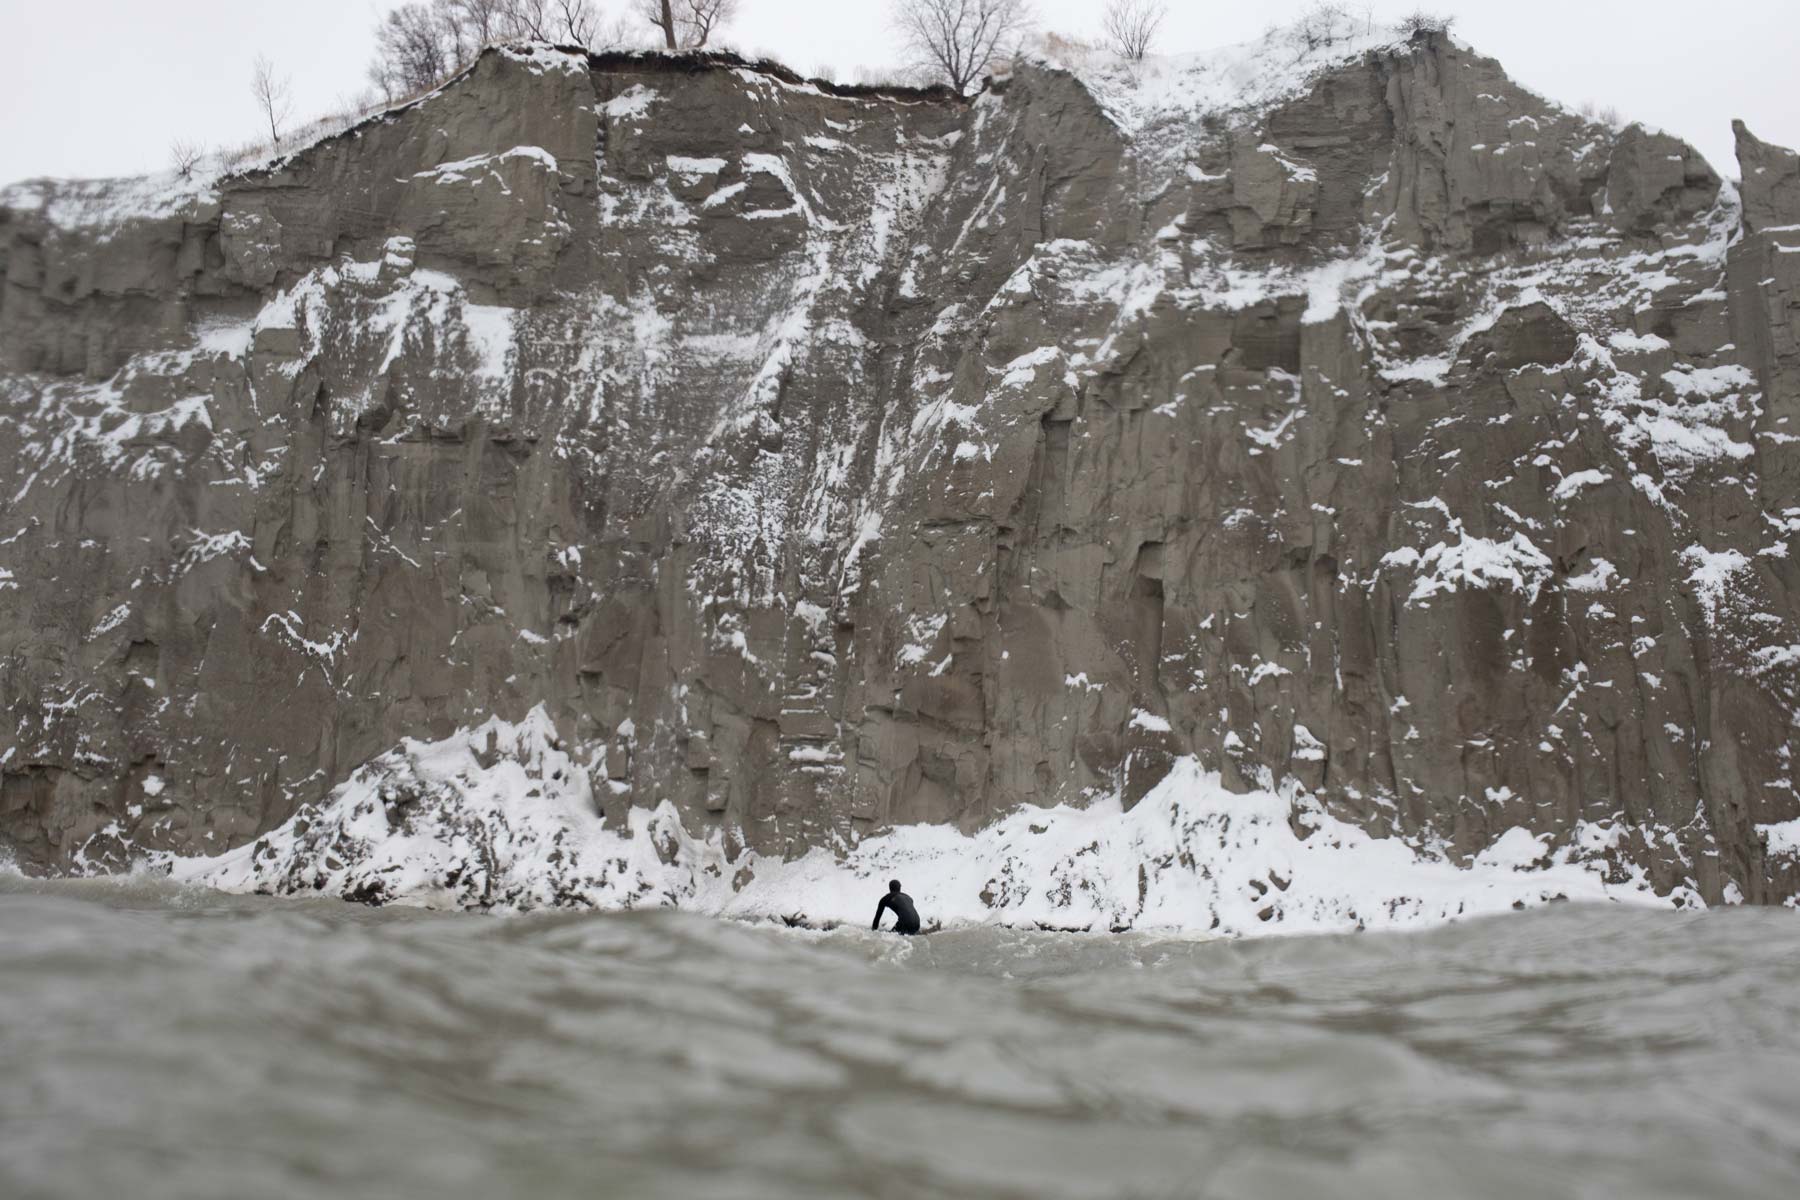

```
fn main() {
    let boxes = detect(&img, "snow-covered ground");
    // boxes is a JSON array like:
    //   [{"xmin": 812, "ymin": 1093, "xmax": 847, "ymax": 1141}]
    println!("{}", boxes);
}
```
[
  {"xmin": 158, "ymin": 708, "xmax": 1694, "ymax": 936},
  {"xmin": 1047, "ymin": 20, "xmax": 1417, "ymax": 142}
]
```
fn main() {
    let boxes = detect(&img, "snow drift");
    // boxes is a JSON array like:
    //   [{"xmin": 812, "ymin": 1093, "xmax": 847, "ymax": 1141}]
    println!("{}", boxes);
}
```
[{"xmin": 163, "ymin": 709, "xmax": 1692, "ymax": 935}]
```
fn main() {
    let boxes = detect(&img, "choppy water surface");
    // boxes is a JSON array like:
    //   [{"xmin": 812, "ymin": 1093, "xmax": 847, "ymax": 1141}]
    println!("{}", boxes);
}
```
[{"xmin": 2, "ymin": 877, "xmax": 1797, "ymax": 1200}]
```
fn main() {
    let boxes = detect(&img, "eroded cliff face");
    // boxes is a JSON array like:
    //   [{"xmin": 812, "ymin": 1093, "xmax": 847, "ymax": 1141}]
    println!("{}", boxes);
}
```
[{"xmin": 4, "ymin": 31, "xmax": 1799, "ymax": 911}]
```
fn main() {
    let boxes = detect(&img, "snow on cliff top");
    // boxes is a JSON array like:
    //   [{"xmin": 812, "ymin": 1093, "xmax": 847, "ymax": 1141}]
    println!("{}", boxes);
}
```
[
  {"xmin": 0, "ymin": 43, "xmax": 590, "ymax": 232},
  {"xmin": 4, "ymin": 28, "xmax": 1432, "ymax": 232},
  {"xmin": 1039, "ymin": 22, "xmax": 1426, "ymax": 140}
]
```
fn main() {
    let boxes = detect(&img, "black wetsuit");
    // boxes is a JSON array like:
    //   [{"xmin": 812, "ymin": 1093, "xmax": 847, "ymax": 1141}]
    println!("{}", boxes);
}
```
[{"xmin": 873, "ymin": 890, "xmax": 921, "ymax": 934}]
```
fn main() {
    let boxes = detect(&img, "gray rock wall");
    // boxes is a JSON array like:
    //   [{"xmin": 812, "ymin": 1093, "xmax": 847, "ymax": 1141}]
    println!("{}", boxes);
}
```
[{"xmin": 3, "ymin": 35, "xmax": 1798, "ymax": 904}]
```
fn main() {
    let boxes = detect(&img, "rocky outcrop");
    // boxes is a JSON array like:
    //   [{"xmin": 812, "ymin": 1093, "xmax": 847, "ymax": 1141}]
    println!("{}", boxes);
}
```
[{"xmin": 4, "ymin": 30, "xmax": 1800, "ymax": 911}]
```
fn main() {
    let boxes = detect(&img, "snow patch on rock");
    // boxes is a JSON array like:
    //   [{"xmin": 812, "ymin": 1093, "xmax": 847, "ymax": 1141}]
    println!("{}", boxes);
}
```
[{"xmin": 161, "ymin": 712, "xmax": 1692, "ymax": 936}]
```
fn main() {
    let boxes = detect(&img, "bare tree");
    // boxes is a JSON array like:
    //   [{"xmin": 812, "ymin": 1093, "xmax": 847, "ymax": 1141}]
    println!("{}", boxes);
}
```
[
  {"xmin": 250, "ymin": 54, "xmax": 293, "ymax": 149},
  {"xmin": 366, "ymin": 55, "xmax": 399, "ymax": 105},
  {"xmin": 501, "ymin": 0, "xmax": 558, "ymax": 40},
  {"xmin": 1290, "ymin": 3, "xmax": 1355, "ymax": 53},
  {"xmin": 550, "ymin": 0, "xmax": 601, "ymax": 44},
  {"xmin": 367, "ymin": 0, "xmax": 626, "ymax": 107},
  {"xmin": 641, "ymin": 0, "xmax": 679, "ymax": 47},
  {"xmin": 1396, "ymin": 9, "xmax": 1454, "ymax": 38},
  {"xmin": 454, "ymin": 0, "xmax": 508, "ymax": 43},
  {"xmin": 170, "ymin": 138, "xmax": 205, "ymax": 180},
  {"xmin": 375, "ymin": 4, "xmax": 455, "ymax": 95},
  {"xmin": 439, "ymin": 0, "xmax": 478, "ymax": 65},
  {"xmin": 639, "ymin": 0, "xmax": 738, "ymax": 48},
  {"xmin": 679, "ymin": 0, "xmax": 738, "ymax": 47},
  {"xmin": 1101, "ymin": 0, "xmax": 1164, "ymax": 61},
  {"xmin": 891, "ymin": 0, "xmax": 1033, "ymax": 95},
  {"xmin": 1578, "ymin": 99, "xmax": 1624, "ymax": 130}
]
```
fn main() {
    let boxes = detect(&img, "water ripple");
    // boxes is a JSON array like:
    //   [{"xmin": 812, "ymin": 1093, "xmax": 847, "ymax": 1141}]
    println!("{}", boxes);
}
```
[{"xmin": 2, "ymin": 875, "xmax": 1797, "ymax": 1199}]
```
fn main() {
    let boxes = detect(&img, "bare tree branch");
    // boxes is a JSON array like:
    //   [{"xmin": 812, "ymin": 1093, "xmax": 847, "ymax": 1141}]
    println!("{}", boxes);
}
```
[
  {"xmin": 1290, "ymin": 3, "xmax": 1355, "ymax": 53},
  {"xmin": 639, "ymin": 0, "xmax": 679, "ymax": 48},
  {"xmin": 437, "ymin": 0, "xmax": 476, "ymax": 69},
  {"xmin": 169, "ymin": 138, "xmax": 205, "ymax": 181},
  {"xmin": 891, "ymin": 0, "xmax": 1033, "ymax": 96},
  {"xmin": 1397, "ymin": 9, "xmax": 1455, "ymax": 38},
  {"xmin": 552, "ymin": 0, "xmax": 601, "ymax": 45},
  {"xmin": 250, "ymin": 54, "xmax": 293, "ymax": 150},
  {"xmin": 367, "ymin": 0, "xmax": 624, "ymax": 109},
  {"xmin": 502, "ymin": 0, "xmax": 557, "ymax": 41},
  {"xmin": 638, "ymin": 0, "xmax": 737, "ymax": 49},
  {"xmin": 1578, "ymin": 98, "xmax": 1624, "ymax": 130},
  {"xmin": 1101, "ymin": 0, "xmax": 1164, "ymax": 62},
  {"xmin": 373, "ymin": 4, "xmax": 455, "ymax": 96},
  {"xmin": 453, "ymin": 0, "xmax": 508, "ymax": 44},
  {"xmin": 679, "ymin": 0, "xmax": 739, "ymax": 48}
]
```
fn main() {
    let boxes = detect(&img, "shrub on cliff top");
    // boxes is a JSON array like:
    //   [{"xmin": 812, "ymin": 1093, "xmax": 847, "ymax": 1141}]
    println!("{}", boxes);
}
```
[{"xmin": 1397, "ymin": 10, "xmax": 1456, "ymax": 38}]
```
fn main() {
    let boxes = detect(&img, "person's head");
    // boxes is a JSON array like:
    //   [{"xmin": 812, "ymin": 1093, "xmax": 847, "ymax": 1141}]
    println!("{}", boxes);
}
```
[{"xmin": 889, "ymin": 879, "xmax": 902, "ymax": 894}]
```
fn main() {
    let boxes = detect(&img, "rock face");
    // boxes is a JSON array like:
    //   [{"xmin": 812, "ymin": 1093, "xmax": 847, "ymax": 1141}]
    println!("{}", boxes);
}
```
[{"xmin": 4, "ymin": 31, "xmax": 1800, "ymax": 908}]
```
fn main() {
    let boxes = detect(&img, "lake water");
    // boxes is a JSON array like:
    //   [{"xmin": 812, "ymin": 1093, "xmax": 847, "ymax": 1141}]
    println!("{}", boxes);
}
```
[{"xmin": 3, "ymin": 874, "xmax": 1797, "ymax": 1199}]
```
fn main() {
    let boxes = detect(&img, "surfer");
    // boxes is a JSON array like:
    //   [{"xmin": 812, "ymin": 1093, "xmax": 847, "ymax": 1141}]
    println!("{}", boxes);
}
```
[{"xmin": 871, "ymin": 880, "xmax": 921, "ymax": 935}]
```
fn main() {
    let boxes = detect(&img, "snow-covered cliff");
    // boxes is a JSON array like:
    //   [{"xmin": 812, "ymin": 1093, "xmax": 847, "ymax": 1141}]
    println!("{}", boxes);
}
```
[{"xmin": 5, "ymin": 27, "xmax": 1800, "ymax": 923}]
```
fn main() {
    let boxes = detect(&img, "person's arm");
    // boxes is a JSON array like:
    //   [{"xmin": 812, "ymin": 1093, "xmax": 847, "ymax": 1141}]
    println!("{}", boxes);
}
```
[{"xmin": 872, "ymin": 894, "xmax": 890, "ymax": 930}]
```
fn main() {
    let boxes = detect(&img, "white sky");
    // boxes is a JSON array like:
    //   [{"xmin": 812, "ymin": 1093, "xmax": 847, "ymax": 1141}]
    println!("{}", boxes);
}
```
[{"xmin": 1, "ymin": 0, "xmax": 1796, "ymax": 186}]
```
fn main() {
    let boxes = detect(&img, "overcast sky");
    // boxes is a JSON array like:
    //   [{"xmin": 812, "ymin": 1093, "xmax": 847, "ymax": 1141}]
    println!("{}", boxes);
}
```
[{"xmin": 1, "ymin": 0, "xmax": 1795, "ymax": 186}]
